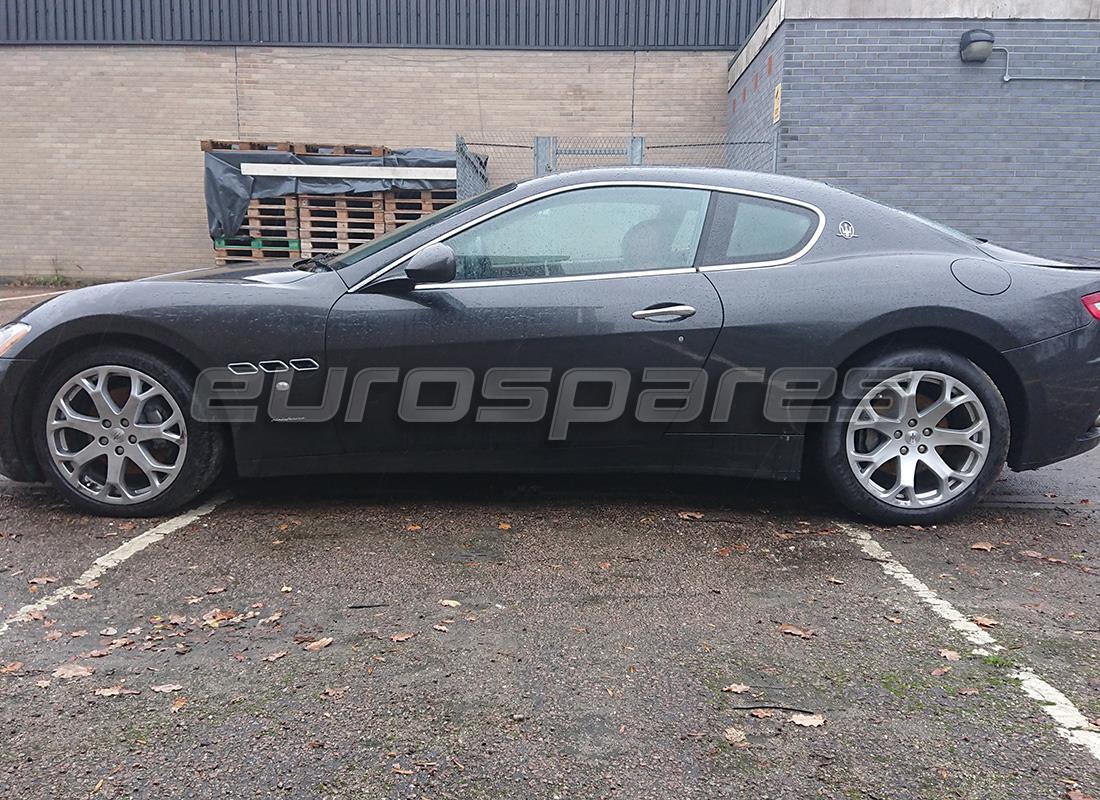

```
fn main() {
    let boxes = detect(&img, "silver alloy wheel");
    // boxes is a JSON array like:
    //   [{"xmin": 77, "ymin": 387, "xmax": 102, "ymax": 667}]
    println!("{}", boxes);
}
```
[
  {"xmin": 845, "ymin": 370, "xmax": 990, "ymax": 509},
  {"xmin": 46, "ymin": 365, "xmax": 188, "ymax": 505}
]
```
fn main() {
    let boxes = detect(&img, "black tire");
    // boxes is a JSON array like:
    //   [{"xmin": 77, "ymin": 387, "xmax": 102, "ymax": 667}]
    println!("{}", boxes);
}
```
[
  {"xmin": 816, "ymin": 347, "xmax": 1010, "ymax": 526},
  {"xmin": 31, "ymin": 347, "xmax": 226, "ymax": 517}
]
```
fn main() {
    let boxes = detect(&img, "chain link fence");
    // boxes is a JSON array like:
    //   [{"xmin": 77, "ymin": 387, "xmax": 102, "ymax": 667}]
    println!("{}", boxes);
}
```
[{"xmin": 456, "ymin": 132, "xmax": 776, "ymax": 199}]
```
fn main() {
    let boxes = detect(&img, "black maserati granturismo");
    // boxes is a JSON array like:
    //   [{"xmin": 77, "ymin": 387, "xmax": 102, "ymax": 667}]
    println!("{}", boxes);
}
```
[{"xmin": 2, "ymin": 167, "xmax": 1099, "ymax": 524}]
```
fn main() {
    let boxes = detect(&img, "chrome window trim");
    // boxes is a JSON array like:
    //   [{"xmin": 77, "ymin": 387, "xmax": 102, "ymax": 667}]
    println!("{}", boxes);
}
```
[
  {"xmin": 347, "ymin": 180, "xmax": 826, "ymax": 293},
  {"xmin": 416, "ymin": 266, "xmax": 697, "ymax": 290}
]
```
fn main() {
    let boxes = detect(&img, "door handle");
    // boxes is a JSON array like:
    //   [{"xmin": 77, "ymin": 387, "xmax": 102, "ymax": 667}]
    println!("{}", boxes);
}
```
[{"xmin": 631, "ymin": 304, "xmax": 697, "ymax": 322}]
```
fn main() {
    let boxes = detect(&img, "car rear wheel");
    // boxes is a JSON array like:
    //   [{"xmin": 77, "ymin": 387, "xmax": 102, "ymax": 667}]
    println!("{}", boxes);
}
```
[
  {"xmin": 818, "ymin": 348, "xmax": 1010, "ymax": 525},
  {"xmin": 32, "ymin": 347, "xmax": 225, "ymax": 517}
]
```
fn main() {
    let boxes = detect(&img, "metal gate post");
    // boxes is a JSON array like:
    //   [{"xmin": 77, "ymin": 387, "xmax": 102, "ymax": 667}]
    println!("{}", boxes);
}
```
[
  {"xmin": 533, "ymin": 136, "xmax": 557, "ymax": 177},
  {"xmin": 628, "ymin": 136, "xmax": 645, "ymax": 165}
]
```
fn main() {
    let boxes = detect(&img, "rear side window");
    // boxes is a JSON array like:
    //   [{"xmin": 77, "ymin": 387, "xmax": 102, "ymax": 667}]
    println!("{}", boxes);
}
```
[{"xmin": 697, "ymin": 193, "xmax": 819, "ymax": 267}]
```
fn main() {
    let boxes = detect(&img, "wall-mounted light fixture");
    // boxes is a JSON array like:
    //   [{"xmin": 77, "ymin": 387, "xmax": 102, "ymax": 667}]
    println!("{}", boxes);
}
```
[
  {"xmin": 959, "ymin": 29, "xmax": 995, "ymax": 63},
  {"xmin": 959, "ymin": 28, "xmax": 1100, "ymax": 83}
]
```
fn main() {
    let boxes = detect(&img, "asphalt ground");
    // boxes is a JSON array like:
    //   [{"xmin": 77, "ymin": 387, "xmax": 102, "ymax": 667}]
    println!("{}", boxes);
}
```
[{"xmin": 1, "ymin": 287, "xmax": 1098, "ymax": 799}]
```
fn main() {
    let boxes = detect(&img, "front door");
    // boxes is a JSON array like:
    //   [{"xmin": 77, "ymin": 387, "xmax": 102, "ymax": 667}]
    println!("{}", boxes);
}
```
[{"xmin": 325, "ymin": 184, "xmax": 723, "ymax": 471}]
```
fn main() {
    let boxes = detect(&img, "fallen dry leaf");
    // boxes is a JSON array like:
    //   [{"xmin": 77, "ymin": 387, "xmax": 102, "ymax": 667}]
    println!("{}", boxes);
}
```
[
  {"xmin": 28, "ymin": 575, "xmax": 58, "ymax": 585},
  {"xmin": 1, "ymin": 662, "xmax": 24, "ymax": 674},
  {"xmin": 716, "ymin": 547, "xmax": 732, "ymax": 557},
  {"xmin": 677, "ymin": 511, "xmax": 705, "ymax": 520},
  {"xmin": 390, "ymin": 632, "xmax": 417, "ymax": 643},
  {"xmin": 722, "ymin": 726, "xmax": 747, "ymax": 745},
  {"xmin": 790, "ymin": 713, "xmax": 825, "ymax": 727},
  {"xmin": 170, "ymin": 696, "xmax": 188, "ymax": 713},
  {"xmin": 779, "ymin": 623, "xmax": 815, "ymax": 640},
  {"xmin": 69, "ymin": 593, "xmax": 92, "ymax": 601},
  {"xmin": 94, "ymin": 684, "xmax": 139, "ymax": 697},
  {"xmin": 930, "ymin": 666, "xmax": 952, "ymax": 677},
  {"xmin": 721, "ymin": 683, "xmax": 750, "ymax": 694},
  {"xmin": 264, "ymin": 651, "xmax": 288, "ymax": 662},
  {"xmin": 99, "ymin": 627, "xmax": 117, "ymax": 636},
  {"xmin": 971, "ymin": 616, "xmax": 999, "ymax": 628},
  {"xmin": 151, "ymin": 683, "xmax": 183, "ymax": 693},
  {"xmin": 206, "ymin": 586, "xmax": 226, "ymax": 595},
  {"xmin": 957, "ymin": 688, "xmax": 980, "ymax": 696},
  {"xmin": 1020, "ymin": 550, "xmax": 1044, "ymax": 559},
  {"xmin": 1067, "ymin": 791, "xmax": 1097, "ymax": 800},
  {"xmin": 884, "ymin": 616, "xmax": 902, "ymax": 625},
  {"xmin": 405, "ymin": 524, "xmax": 422, "ymax": 532},
  {"xmin": 597, "ymin": 561, "xmax": 611, "ymax": 570},
  {"xmin": 939, "ymin": 649, "xmax": 961, "ymax": 662},
  {"xmin": 432, "ymin": 624, "xmax": 449, "ymax": 633},
  {"xmin": 34, "ymin": 679, "xmax": 50, "ymax": 689},
  {"xmin": 52, "ymin": 663, "xmax": 94, "ymax": 680},
  {"xmin": 439, "ymin": 599, "xmax": 462, "ymax": 608},
  {"xmin": 498, "ymin": 522, "xmax": 512, "ymax": 530},
  {"xmin": 970, "ymin": 541, "xmax": 995, "ymax": 552},
  {"xmin": 304, "ymin": 637, "xmax": 333, "ymax": 652},
  {"xmin": 750, "ymin": 708, "xmax": 774, "ymax": 719}
]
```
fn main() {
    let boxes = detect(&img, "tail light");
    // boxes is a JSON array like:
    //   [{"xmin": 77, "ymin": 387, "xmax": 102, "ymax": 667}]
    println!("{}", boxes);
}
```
[{"xmin": 1082, "ymin": 292, "xmax": 1100, "ymax": 320}]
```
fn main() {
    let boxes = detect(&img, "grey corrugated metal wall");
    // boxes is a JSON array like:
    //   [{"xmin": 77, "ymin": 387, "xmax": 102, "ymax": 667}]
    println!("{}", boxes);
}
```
[{"xmin": 0, "ymin": 0, "xmax": 770, "ymax": 49}]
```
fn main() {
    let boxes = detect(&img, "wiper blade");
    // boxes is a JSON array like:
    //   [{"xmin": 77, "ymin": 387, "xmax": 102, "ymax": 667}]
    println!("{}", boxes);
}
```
[{"xmin": 293, "ymin": 252, "xmax": 339, "ymax": 272}]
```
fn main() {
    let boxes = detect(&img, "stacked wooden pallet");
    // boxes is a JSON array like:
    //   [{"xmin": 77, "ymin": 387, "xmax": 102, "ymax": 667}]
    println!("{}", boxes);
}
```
[
  {"xmin": 384, "ymin": 189, "xmax": 459, "ymax": 229},
  {"xmin": 213, "ymin": 196, "xmax": 300, "ymax": 265},
  {"xmin": 205, "ymin": 141, "xmax": 457, "ymax": 262},
  {"xmin": 201, "ymin": 139, "xmax": 293, "ymax": 152},
  {"xmin": 298, "ymin": 193, "xmax": 386, "ymax": 257}
]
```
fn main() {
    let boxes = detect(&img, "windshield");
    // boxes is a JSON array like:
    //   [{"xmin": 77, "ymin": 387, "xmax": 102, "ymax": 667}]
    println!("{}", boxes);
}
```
[{"xmin": 330, "ymin": 183, "xmax": 518, "ymax": 269}]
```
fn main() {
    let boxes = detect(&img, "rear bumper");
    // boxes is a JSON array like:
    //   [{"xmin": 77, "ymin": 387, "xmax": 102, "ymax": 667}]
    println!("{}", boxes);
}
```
[
  {"xmin": 1004, "ymin": 324, "xmax": 1100, "ymax": 470},
  {"xmin": 0, "ymin": 357, "xmax": 42, "ymax": 482}
]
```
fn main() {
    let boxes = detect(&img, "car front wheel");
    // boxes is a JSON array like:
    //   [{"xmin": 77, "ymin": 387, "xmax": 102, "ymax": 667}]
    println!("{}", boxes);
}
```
[
  {"xmin": 818, "ymin": 348, "xmax": 1010, "ymax": 525},
  {"xmin": 32, "ymin": 347, "xmax": 225, "ymax": 517}
]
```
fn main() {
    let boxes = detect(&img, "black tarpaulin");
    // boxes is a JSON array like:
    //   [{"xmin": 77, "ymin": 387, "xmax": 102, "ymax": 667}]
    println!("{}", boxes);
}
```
[{"xmin": 204, "ymin": 149, "xmax": 457, "ymax": 239}]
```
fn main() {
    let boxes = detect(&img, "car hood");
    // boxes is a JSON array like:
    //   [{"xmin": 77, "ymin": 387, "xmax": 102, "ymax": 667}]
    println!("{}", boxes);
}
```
[{"xmin": 136, "ymin": 260, "xmax": 315, "ymax": 285}]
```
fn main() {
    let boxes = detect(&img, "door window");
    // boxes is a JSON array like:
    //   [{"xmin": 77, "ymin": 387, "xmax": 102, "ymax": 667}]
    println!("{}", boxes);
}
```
[
  {"xmin": 697, "ymin": 192, "xmax": 819, "ymax": 267},
  {"xmin": 443, "ymin": 185, "xmax": 710, "ymax": 282}
]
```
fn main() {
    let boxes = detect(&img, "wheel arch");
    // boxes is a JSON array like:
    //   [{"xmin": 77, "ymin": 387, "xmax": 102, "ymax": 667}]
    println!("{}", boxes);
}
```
[{"xmin": 828, "ymin": 327, "xmax": 1028, "ymax": 468}]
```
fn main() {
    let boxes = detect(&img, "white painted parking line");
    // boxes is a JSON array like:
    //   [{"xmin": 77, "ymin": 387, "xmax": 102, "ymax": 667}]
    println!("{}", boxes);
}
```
[
  {"xmin": 0, "ymin": 290, "xmax": 69, "ymax": 304},
  {"xmin": 838, "ymin": 521, "xmax": 1100, "ymax": 763},
  {"xmin": 0, "ymin": 493, "xmax": 231, "ymax": 638}
]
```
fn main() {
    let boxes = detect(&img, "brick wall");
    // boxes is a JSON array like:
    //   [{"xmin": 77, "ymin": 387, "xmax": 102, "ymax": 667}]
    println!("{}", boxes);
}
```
[
  {"xmin": 731, "ymin": 19, "xmax": 1100, "ymax": 262},
  {"xmin": 0, "ymin": 46, "xmax": 730, "ymax": 281},
  {"xmin": 726, "ymin": 29, "xmax": 784, "ymax": 172}
]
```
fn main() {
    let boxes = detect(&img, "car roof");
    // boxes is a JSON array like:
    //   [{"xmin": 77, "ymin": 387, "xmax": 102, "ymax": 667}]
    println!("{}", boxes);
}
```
[{"xmin": 513, "ymin": 166, "xmax": 841, "ymax": 205}]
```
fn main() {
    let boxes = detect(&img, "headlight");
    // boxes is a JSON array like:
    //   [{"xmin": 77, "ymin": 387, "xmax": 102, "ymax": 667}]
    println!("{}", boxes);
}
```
[{"xmin": 0, "ymin": 323, "xmax": 31, "ymax": 357}]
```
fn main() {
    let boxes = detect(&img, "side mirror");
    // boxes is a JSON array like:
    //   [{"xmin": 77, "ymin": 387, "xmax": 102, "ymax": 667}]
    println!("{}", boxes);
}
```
[{"xmin": 405, "ymin": 243, "xmax": 456, "ymax": 286}]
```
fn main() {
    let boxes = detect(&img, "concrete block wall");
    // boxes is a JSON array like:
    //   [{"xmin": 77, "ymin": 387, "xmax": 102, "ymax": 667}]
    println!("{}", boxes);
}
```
[
  {"xmin": 0, "ymin": 47, "xmax": 730, "ymax": 281},
  {"xmin": 726, "ymin": 30, "xmax": 784, "ymax": 172},
  {"xmin": 730, "ymin": 18, "xmax": 1100, "ymax": 261}
]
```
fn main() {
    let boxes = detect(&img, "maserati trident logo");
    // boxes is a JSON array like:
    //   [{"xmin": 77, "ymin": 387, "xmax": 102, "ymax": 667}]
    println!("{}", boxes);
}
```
[{"xmin": 837, "ymin": 220, "xmax": 858, "ymax": 239}]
